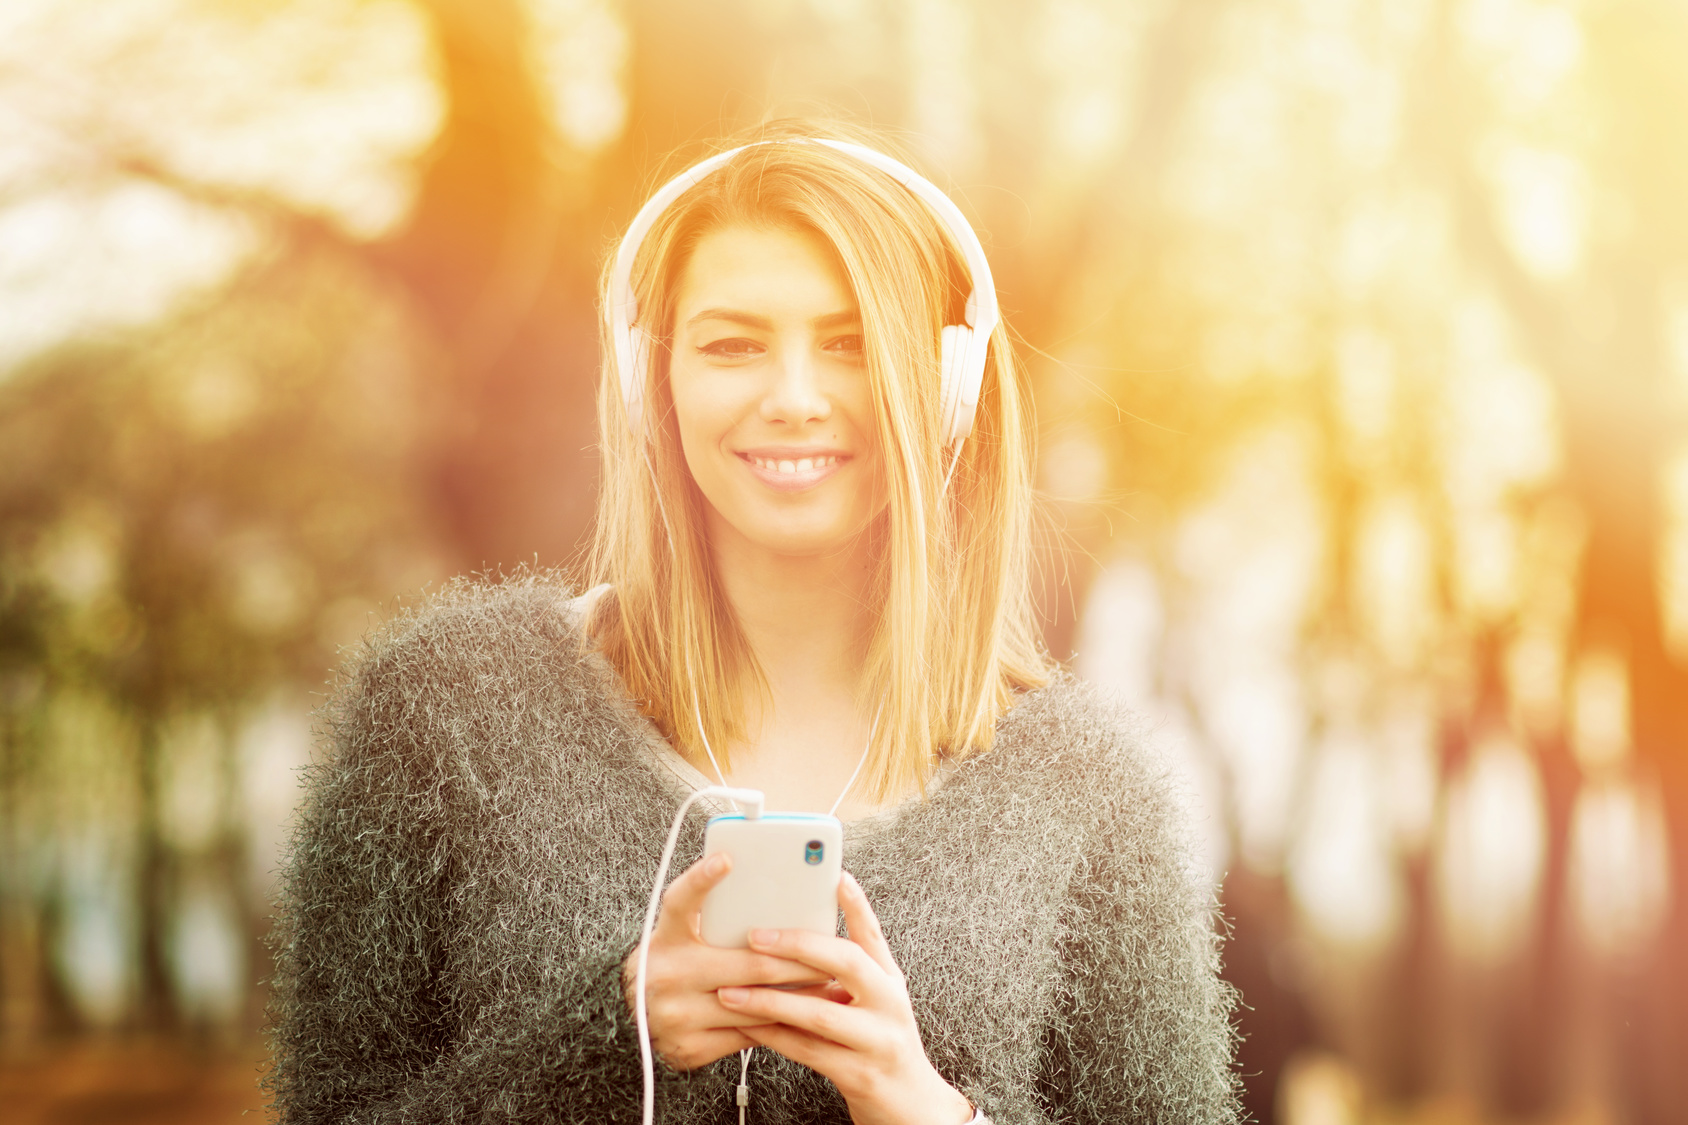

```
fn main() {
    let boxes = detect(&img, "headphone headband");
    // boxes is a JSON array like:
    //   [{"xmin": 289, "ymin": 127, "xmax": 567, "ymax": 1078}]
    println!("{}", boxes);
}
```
[{"xmin": 609, "ymin": 138, "xmax": 999, "ymax": 449}]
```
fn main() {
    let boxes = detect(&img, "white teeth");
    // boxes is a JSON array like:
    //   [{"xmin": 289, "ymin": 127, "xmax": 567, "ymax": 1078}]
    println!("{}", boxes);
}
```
[{"xmin": 749, "ymin": 454, "xmax": 836, "ymax": 472}]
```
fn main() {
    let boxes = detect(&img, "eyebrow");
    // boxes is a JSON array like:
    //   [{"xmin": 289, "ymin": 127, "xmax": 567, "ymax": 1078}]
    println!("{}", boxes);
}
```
[{"xmin": 685, "ymin": 307, "xmax": 861, "ymax": 330}]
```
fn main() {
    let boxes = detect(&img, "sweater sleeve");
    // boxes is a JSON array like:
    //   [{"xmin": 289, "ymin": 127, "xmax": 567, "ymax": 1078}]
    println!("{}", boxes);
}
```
[
  {"xmin": 265, "ymin": 637, "xmax": 647, "ymax": 1124},
  {"xmin": 1036, "ymin": 725, "xmax": 1242, "ymax": 1125}
]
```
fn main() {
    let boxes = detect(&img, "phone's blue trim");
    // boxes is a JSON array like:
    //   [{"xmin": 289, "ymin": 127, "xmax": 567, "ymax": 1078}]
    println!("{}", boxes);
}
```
[{"xmin": 706, "ymin": 812, "xmax": 842, "ymax": 827}]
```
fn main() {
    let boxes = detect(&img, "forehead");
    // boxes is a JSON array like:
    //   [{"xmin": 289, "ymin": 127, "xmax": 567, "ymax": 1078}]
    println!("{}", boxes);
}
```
[{"xmin": 673, "ymin": 224, "xmax": 858, "ymax": 322}]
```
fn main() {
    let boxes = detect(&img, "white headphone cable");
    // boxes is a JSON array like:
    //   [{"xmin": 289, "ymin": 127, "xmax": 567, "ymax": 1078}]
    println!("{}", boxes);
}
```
[
  {"xmin": 686, "ymin": 694, "xmax": 880, "ymax": 1123},
  {"xmin": 636, "ymin": 783, "xmax": 763, "ymax": 1125},
  {"xmin": 827, "ymin": 702, "xmax": 882, "ymax": 818},
  {"xmin": 692, "ymin": 693, "xmax": 881, "ymax": 817}
]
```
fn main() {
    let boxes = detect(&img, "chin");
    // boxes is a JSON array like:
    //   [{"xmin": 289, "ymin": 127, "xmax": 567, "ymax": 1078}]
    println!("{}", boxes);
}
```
[
  {"xmin": 746, "ymin": 527, "xmax": 861, "ymax": 558},
  {"xmin": 703, "ymin": 480, "xmax": 884, "ymax": 559},
  {"xmin": 734, "ymin": 508, "xmax": 870, "ymax": 556}
]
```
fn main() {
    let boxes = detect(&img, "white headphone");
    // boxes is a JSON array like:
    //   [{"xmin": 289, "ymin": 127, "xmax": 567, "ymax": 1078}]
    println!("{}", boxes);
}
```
[{"xmin": 608, "ymin": 137, "xmax": 999, "ymax": 453}]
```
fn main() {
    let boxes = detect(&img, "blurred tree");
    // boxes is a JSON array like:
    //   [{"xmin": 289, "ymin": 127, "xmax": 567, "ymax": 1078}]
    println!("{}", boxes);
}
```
[
  {"xmin": 2, "ymin": 2, "xmax": 1686, "ymax": 1123},
  {"xmin": 0, "ymin": 247, "xmax": 444, "ymax": 1030}
]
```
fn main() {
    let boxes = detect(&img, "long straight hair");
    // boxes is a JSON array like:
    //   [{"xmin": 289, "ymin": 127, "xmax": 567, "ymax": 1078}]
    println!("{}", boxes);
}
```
[{"xmin": 587, "ymin": 120, "xmax": 1050, "ymax": 803}]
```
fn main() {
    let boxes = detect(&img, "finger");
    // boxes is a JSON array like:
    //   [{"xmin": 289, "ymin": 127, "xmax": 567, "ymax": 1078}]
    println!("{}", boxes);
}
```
[
  {"xmin": 694, "ymin": 948, "xmax": 826, "ymax": 990},
  {"xmin": 654, "ymin": 853, "xmax": 731, "ymax": 940},
  {"xmin": 838, "ymin": 871, "xmax": 899, "ymax": 977},
  {"xmin": 740, "ymin": 1021, "xmax": 853, "ymax": 1077},
  {"xmin": 716, "ymin": 985, "xmax": 874, "ymax": 1052},
  {"xmin": 745, "ymin": 928, "xmax": 894, "ymax": 1009},
  {"xmin": 654, "ymin": 990, "xmax": 810, "ymax": 1032},
  {"xmin": 657, "ymin": 1027, "xmax": 761, "ymax": 1071},
  {"xmin": 785, "ymin": 981, "xmax": 854, "ymax": 1004}
]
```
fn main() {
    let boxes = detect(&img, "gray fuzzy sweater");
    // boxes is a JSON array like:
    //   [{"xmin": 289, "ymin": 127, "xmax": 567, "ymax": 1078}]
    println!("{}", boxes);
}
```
[{"xmin": 267, "ymin": 574, "xmax": 1240, "ymax": 1123}]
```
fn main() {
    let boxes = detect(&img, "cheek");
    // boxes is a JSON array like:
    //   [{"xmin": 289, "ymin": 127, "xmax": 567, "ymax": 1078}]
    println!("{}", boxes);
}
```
[
  {"xmin": 843, "ymin": 392, "xmax": 887, "ymax": 507},
  {"xmin": 668, "ymin": 368, "xmax": 735, "ymax": 466}
]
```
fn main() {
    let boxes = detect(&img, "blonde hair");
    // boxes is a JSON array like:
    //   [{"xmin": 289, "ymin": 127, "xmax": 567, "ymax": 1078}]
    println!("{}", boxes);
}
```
[{"xmin": 587, "ymin": 119, "xmax": 1050, "ymax": 803}]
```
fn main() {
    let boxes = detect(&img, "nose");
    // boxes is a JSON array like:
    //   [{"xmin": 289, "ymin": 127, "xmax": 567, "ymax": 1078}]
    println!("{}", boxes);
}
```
[{"xmin": 759, "ymin": 346, "xmax": 831, "ymax": 426}]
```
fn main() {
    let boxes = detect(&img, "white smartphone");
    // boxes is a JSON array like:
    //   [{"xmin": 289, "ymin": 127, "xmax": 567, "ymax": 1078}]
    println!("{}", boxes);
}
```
[{"xmin": 698, "ymin": 812, "xmax": 843, "ymax": 949}]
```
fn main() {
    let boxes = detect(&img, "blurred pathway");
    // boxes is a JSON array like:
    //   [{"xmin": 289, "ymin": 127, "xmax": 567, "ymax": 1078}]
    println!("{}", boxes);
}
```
[{"xmin": 0, "ymin": 1038, "xmax": 266, "ymax": 1125}]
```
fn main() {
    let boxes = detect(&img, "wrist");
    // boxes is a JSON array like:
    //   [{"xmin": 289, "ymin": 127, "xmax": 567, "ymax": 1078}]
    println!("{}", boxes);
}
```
[
  {"xmin": 933, "ymin": 1080, "xmax": 974, "ymax": 1125},
  {"xmin": 852, "ymin": 1070, "xmax": 973, "ymax": 1125}
]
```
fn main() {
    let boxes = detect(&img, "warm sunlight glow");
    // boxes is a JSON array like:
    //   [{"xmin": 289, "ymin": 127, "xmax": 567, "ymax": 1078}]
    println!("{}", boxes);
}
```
[
  {"xmin": 1288, "ymin": 730, "xmax": 1404, "ymax": 950},
  {"xmin": 1483, "ymin": 143, "xmax": 1590, "ymax": 282},
  {"xmin": 1569, "ymin": 647, "xmax": 1631, "ymax": 773},
  {"xmin": 5, "ymin": 0, "xmax": 1686, "ymax": 1117},
  {"xmin": 527, "ymin": 0, "xmax": 630, "ymax": 151},
  {"xmin": 1435, "ymin": 734, "xmax": 1548, "ymax": 962},
  {"xmin": 1567, "ymin": 776, "xmax": 1672, "ymax": 959},
  {"xmin": 1662, "ymin": 445, "xmax": 1688, "ymax": 663}
]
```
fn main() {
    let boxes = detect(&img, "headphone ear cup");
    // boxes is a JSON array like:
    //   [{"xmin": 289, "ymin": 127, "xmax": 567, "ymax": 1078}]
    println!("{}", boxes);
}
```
[
  {"xmin": 950, "ymin": 325, "xmax": 986, "ymax": 448},
  {"xmin": 626, "ymin": 326, "xmax": 654, "ymax": 433},
  {"xmin": 939, "ymin": 324, "xmax": 969, "ymax": 446}
]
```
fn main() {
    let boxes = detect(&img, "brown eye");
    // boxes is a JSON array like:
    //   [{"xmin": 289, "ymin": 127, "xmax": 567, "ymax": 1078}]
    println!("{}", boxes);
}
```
[
  {"xmin": 826, "ymin": 334, "xmax": 865, "ymax": 358},
  {"xmin": 700, "ymin": 337, "xmax": 761, "ymax": 359}
]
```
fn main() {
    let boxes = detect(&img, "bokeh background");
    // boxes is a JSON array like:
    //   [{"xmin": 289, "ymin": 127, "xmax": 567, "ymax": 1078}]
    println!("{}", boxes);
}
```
[{"xmin": 1, "ymin": 0, "xmax": 1684, "ymax": 1122}]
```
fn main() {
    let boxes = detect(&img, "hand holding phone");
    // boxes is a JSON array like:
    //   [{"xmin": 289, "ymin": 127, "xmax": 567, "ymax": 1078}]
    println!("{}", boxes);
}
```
[{"xmin": 699, "ymin": 812, "xmax": 843, "ymax": 948}]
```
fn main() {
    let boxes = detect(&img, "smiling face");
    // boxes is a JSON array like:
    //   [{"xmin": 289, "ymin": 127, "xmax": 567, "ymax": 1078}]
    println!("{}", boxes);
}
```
[{"xmin": 667, "ymin": 223, "xmax": 885, "ymax": 561}]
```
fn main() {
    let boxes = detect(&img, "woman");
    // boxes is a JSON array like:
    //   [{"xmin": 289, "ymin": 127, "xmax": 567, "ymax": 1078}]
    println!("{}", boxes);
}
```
[{"xmin": 267, "ymin": 121, "xmax": 1240, "ymax": 1124}]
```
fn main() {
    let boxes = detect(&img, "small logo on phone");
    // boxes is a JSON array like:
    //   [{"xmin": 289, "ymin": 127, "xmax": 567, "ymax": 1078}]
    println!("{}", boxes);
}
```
[{"xmin": 804, "ymin": 840, "xmax": 825, "ymax": 865}]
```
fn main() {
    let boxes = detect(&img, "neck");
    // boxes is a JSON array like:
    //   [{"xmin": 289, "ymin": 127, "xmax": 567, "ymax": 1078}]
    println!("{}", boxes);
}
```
[
  {"xmin": 708, "ymin": 524, "xmax": 877, "ymax": 710},
  {"xmin": 700, "ymin": 516, "xmax": 899, "ymax": 818}
]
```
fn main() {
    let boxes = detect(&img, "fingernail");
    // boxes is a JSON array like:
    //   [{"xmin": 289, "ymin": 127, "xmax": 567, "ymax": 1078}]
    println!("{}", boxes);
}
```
[
  {"xmin": 749, "ymin": 929, "xmax": 778, "ymax": 947},
  {"xmin": 718, "ymin": 987, "xmax": 749, "ymax": 1004},
  {"xmin": 707, "ymin": 854, "xmax": 728, "ymax": 875}
]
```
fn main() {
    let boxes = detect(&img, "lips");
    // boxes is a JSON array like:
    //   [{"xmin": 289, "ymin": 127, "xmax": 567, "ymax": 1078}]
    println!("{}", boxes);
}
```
[{"xmin": 736, "ymin": 449, "xmax": 850, "ymax": 492}]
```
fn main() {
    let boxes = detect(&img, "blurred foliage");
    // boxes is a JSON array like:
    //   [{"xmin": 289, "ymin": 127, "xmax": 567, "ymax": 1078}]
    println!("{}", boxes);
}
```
[
  {"xmin": 0, "ymin": 240, "xmax": 444, "ymax": 1032},
  {"xmin": 1, "ymin": 250, "xmax": 440, "ymax": 710},
  {"xmin": 2, "ymin": 1, "xmax": 1687, "ymax": 1123}
]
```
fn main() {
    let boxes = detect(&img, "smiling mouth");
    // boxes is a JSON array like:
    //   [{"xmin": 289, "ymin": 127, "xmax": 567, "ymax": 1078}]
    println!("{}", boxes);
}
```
[
  {"xmin": 742, "ymin": 453, "xmax": 844, "ymax": 474},
  {"xmin": 736, "ymin": 451, "xmax": 850, "ymax": 491}
]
